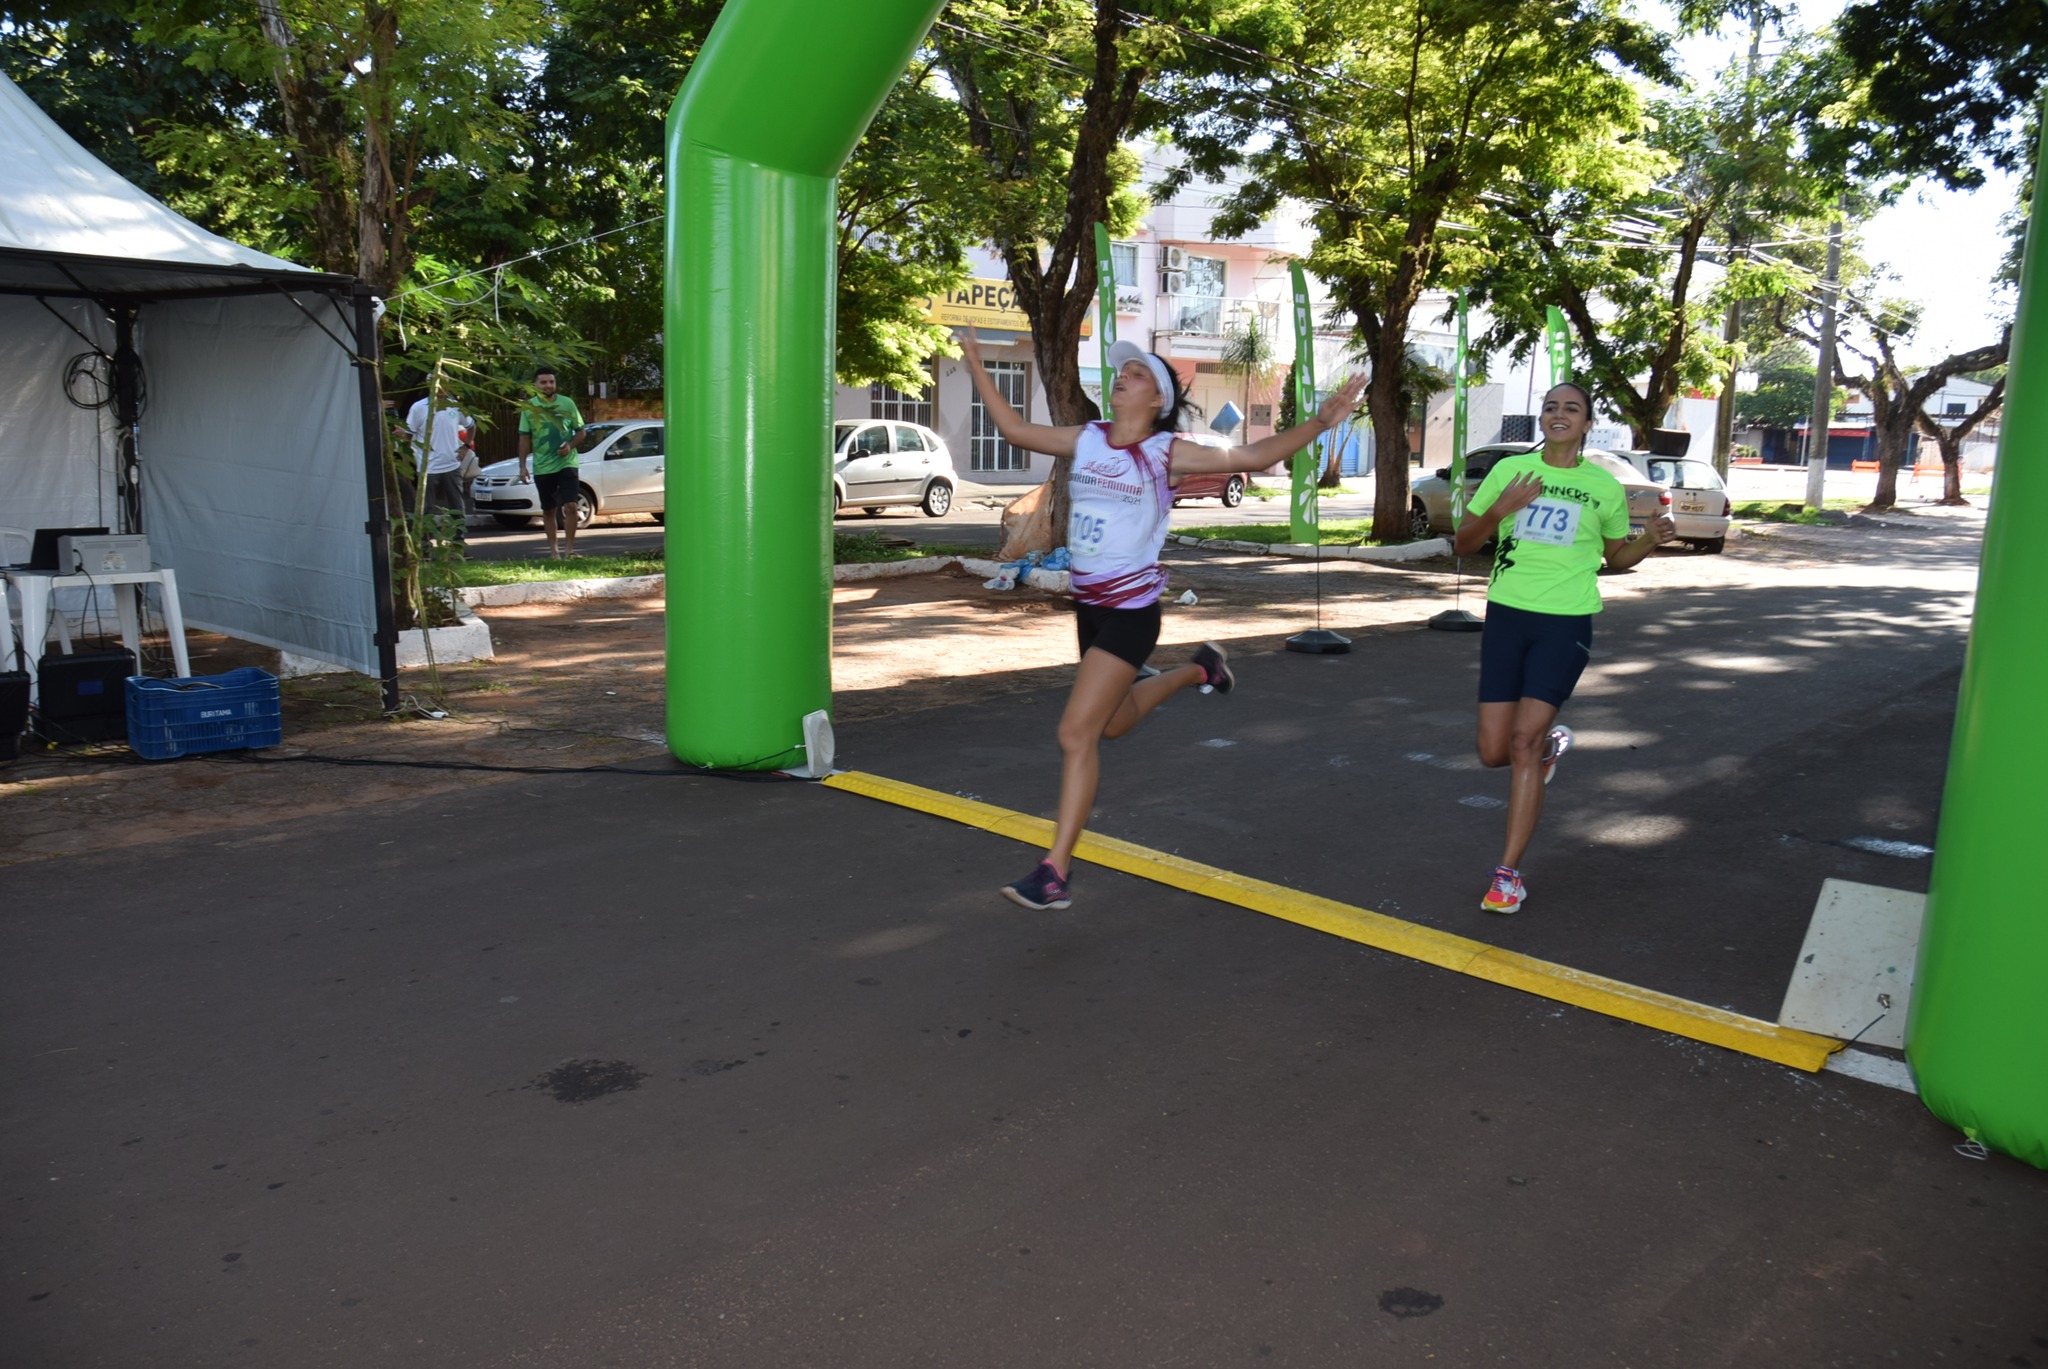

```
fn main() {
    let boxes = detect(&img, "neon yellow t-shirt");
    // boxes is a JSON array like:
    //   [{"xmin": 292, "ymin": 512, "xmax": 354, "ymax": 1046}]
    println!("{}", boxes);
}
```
[{"xmin": 1466, "ymin": 451, "xmax": 1630, "ymax": 615}]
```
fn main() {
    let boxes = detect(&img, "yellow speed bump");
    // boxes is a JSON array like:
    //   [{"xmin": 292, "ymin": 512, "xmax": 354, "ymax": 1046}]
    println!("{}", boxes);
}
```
[{"xmin": 823, "ymin": 770, "xmax": 1843, "ymax": 1073}]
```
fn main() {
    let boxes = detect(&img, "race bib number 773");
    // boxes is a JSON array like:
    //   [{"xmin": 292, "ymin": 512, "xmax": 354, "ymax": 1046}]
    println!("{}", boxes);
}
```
[{"xmin": 1514, "ymin": 498, "xmax": 1582, "ymax": 547}]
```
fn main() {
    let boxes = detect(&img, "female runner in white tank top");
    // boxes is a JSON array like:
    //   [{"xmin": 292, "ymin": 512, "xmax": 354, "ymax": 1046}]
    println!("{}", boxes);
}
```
[{"xmin": 957, "ymin": 330, "xmax": 1367, "ymax": 910}]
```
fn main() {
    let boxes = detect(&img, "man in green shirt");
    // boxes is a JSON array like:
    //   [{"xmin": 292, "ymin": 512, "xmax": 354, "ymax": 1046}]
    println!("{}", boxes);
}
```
[
  {"xmin": 518, "ymin": 366, "xmax": 587, "ymax": 557},
  {"xmin": 1452, "ymin": 382, "xmax": 1675, "ymax": 915}
]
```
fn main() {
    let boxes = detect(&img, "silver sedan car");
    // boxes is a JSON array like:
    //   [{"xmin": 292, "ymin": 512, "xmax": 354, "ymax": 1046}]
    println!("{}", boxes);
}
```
[
  {"xmin": 471, "ymin": 420, "xmax": 667, "ymax": 528},
  {"xmin": 1410, "ymin": 443, "xmax": 1668, "ymax": 541}
]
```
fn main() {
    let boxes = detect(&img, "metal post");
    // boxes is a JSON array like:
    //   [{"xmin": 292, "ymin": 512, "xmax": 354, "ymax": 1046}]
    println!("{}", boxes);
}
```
[
  {"xmin": 1803, "ymin": 211, "xmax": 1843, "ymax": 511},
  {"xmin": 112, "ymin": 303, "xmax": 143, "ymax": 535},
  {"xmin": 351, "ymin": 282, "xmax": 400, "ymax": 712}
]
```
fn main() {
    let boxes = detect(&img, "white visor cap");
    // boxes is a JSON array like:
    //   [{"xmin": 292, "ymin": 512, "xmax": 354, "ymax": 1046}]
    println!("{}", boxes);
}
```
[{"xmin": 1107, "ymin": 340, "xmax": 1176, "ymax": 417}]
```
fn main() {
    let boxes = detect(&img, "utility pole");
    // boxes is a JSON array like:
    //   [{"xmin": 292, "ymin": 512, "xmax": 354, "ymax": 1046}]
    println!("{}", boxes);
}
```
[
  {"xmin": 1711, "ymin": 11, "xmax": 1766, "ymax": 479},
  {"xmin": 1804, "ymin": 206, "xmax": 1845, "ymax": 512}
]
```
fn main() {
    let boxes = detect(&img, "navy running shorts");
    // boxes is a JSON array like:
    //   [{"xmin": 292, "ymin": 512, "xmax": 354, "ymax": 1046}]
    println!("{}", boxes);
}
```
[
  {"xmin": 1478, "ymin": 602, "xmax": 1594, "ymax": 706},
  {"xmin": 533, "ymin": 466, "xmax": 580, "ymax": 511},
  {"xmin": 1074, "ymin": 599, "xmax": 1161, "ymax": 670}
]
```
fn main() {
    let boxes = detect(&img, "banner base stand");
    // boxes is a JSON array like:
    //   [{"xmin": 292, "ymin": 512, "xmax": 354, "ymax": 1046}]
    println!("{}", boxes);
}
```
[
  {"xmin": 1428, "ymin": 609, "xmax": 1484, "ymax": 633},
  {"xmin": 1286, "ymin": 629, "xmax": 1352, "ymax": 655}
]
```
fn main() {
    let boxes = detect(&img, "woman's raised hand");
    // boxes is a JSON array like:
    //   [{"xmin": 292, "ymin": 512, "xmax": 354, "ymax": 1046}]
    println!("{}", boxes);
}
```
[
  {"xmin": 955, "ymin": 327, "xmax": 982, "ymax": 367},
  {"xmin": 1316, "ymin": 371, "xmax": 1369, "ymax": 428},
  {"xmin": 1493, "ymin": 471, "xmax": 1547, "ymax": 516}
]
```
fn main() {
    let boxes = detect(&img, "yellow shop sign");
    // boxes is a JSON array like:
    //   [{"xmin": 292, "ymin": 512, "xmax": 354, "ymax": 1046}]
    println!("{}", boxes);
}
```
[{"xmin": 923, "ymin": 278, "xmax": 1091, "ymax": 336}]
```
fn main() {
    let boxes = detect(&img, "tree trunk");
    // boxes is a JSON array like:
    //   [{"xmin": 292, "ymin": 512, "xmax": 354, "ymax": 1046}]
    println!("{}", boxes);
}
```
[
  {"xmin": 1942, "ymin": 450, "xmax": 1966, "ymax": 504},
  {"xmin": 1867, "ymin": 412, "xmax": 1912, "ymax": 512},
  {"xmin": 255, "ymin": 0, "xmax": 356, "ymax": 275},
  {"xmin": 357, "ymin": 5, "xmax": 400, "ymax": 296},
  {"xmin": 1367, "ymin": 352, "xmax": 1411, "ymax": 543}
]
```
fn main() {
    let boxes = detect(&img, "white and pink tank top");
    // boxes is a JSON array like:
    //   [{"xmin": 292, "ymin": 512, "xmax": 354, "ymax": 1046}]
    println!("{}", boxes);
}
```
[{"xmin": 1067, "ymin": 422, "xmax": 1176, "ymax": 608}]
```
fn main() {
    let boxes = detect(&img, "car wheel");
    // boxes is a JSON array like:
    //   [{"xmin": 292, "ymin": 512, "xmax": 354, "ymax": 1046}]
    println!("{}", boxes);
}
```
[
  {"xmin": 862, "ymin": 506, "xmax": 884, "ymax": 517},
  {"xmin": 650, "ymin": 511, "xmax": 664, "ymax": 525},
  {"xmin": 832, "ymin": 488, "xmax": 843, "ymax": 517},
  {"xmin": 1695, "ymin": 537, "xmax": 1725, "ymax": 554},
  {"xmin": 492, "ymin": 514, "xmax": 536, "ymax": 528},
  {"xmin": 1221, "ymin": 475, "xmax": 1244, "ymax": 508},
  {"xmin": 574, "ymin": 485, "xmax": 597, "ymax": 528},
  {"xmin": 921, "ymin": 480, "xmax": 954, "ymax": 517},
  {"xmin": 1409, "ymin": 501, "xmax": 1431, "ymax": 541}
]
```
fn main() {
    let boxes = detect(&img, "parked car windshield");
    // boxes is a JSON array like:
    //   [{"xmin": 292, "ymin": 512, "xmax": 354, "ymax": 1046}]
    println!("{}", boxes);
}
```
[
  {"xmin": 576, "ymin": 422, "xmax": 627, "ymax": 454},
  {"xmin": 1648, "ymin": 458, "xmax": 1726, "ymax": 490}
]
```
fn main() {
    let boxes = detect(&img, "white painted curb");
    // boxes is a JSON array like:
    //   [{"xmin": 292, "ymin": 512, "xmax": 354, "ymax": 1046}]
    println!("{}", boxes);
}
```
[
  {"xmin": 280, "ymin": 598, "xmax": 494, "ymax": 677},
  {"xmin": 459, "ymin": 574, "xmax": 664, "ymax": 607}
]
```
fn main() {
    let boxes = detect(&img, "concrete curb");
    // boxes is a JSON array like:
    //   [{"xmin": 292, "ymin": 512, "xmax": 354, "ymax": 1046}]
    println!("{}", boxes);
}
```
[
  {"xmin": 280, "ymin": 598, "xmax": 494, "ymax": 677},
  {"xmin": 453, "ymin": 556, "xmax": 1073, "ymax": 605},
  {"xmin": 459, "ymin": 575, "xmax": 665, "ymax": 607},
  {"xmin": 1171, "ymin": 534, "xmax": 1451, "ymax": 563}
]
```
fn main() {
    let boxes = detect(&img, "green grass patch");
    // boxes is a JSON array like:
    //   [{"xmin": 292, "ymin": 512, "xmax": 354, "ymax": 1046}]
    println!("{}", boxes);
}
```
[
  {"xmin": 1731, "ymin": 499, "xmax": 1862, "ymax": 526},
  {"xmin": 1178, "ymin": 518, "xmax": 1418, "ymax": 548},
  {"xmin": 455, "ymin": 550, "xmax": 665, "ymax": 586},
  {"xmin": 456, "ymin": 536, "xmax": 992, "ymax": 584},
  {"xmin": 830, "ymin": 533, "xmax": 986, "ymax": 564}
]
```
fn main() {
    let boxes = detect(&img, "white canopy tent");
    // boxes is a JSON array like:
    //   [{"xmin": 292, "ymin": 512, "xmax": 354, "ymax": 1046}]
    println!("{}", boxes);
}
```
[{"xmin": 0, "ymin": 73, "xmax": 396, "ymax": 698}]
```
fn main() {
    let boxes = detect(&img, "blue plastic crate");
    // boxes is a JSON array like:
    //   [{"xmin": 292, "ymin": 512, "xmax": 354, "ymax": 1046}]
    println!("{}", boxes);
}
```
[{"xmin": 125, "ymin": 667, "xmax": 283, "ymax": 760}]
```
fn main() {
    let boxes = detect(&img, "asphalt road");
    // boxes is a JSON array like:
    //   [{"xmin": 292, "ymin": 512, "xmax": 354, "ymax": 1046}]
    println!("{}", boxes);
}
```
[
  {"xmin": 5, "ymin": 510, "xmax": 2042, "ymax": 1367},
  {"xmin": 460, "ymin": 462, "xmax": 1967, "ymax": 562},
  {"xmin": 463, "ymin": 485, "xmax": 1376, "ymax": 561}
]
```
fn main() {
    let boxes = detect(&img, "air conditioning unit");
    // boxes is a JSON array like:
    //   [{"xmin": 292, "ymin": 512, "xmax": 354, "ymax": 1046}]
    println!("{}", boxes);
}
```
[
  {"xmin": 1161, "ymin": 270, "xmax": 1187, "ymax": 295},
  {"xmin": 1163, "ymin": 246, "xmax": 1189, "ymax": 271}
]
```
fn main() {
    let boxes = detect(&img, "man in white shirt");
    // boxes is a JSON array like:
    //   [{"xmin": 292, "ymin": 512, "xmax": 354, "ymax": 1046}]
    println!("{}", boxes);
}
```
[{"xmin": 406, "ymin": 384, "xmax": 472, "ymax": 523}]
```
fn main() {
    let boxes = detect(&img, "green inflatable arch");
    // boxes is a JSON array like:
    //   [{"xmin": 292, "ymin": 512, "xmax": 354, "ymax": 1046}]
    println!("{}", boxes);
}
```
[
  {"xmin": 1907, "ymin": 123, "xmax": 2048, "ymax": 1170},
  {"xmin": 661, "ymin": 1, "xmax": 2045, "ymax": 1168},
  {"xmin": 662, "ymin": 0, "xmax": 945, "ymax": 771}
]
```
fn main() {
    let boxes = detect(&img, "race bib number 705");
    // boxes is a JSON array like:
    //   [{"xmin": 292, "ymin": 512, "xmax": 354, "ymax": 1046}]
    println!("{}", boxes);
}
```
[
  {"xmin": 1069, "ymin": 510, "xmax": 1107, "ymax": 557},
  {"xmin": 1514, "ymin": 498, "xmax": 1582, "ymax": 547}
]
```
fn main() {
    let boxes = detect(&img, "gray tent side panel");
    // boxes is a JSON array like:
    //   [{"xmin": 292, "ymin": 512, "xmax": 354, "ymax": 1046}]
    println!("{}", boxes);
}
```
[
  {"xmin": 0, "ymin": 298, "xmax": 118, "ymax": 562},
  {"xmin": 138, "ymin": 293, "xmax": 380, "ymax": 676}
]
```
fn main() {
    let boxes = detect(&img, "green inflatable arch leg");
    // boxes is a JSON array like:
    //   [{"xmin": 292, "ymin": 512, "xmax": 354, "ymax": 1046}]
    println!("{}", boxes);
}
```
[
  {"xmin": 1907, "ymin": 119, "xmax": 2048, "ymax": 1170},
  {"xmin": 662, "ymin": 0, "xmax": 945, "ymax": 770}
]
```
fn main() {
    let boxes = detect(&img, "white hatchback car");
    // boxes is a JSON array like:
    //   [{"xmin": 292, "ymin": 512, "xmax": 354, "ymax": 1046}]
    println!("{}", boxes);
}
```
[
  {"xmin": 833, "ymin": 419, "xmax": 957, "ymax": 517},
  {"xmin": 471, "ymin": 420, "xmax": 667, "ymax": 528},
  {"xmin": 1612, "ymin": 451, "xmax": 1733, "ymax": 552}
]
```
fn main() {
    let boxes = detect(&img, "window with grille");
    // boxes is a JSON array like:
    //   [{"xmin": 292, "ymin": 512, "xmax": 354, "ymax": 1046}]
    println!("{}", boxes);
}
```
[
  {"xmin": 869, "ymin": 367, "xmax": 934, "ymax": 426},
  {"xmin": 970, "ymin": 361, "xmax": 1031, "ymax": 472}
]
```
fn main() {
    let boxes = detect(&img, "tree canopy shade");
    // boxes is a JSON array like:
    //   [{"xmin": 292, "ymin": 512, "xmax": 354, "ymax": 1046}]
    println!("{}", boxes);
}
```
[
  {"xmin": 1826, "ymin": 0, "xmax": 2048, "ymax": 188},
  {"xmin": 1159, "ymin": 0, "xmax": 1670, "ymax": 541},
  {"xmin": 1469, "ymin": 32, "xmax": 1837, "ymax": 448}
]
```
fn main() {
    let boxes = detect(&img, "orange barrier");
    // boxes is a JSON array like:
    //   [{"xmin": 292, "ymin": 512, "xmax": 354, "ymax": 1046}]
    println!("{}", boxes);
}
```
[{"xmin": 1852, "ymin": 460, "xmax": 1880, "ymax": 472}]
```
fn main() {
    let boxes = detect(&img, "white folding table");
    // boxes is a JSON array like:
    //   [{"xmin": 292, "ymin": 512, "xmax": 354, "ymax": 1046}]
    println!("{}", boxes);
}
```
[{"xmin": 4, "ymin": 566, "xmax": 192, "ymax": 705}]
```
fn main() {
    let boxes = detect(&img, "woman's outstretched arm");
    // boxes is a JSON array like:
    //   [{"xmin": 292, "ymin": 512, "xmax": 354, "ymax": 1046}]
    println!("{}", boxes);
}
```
[{"xmin": 957, "ymin": 330, "xmax": 1082, "ymax": 459}]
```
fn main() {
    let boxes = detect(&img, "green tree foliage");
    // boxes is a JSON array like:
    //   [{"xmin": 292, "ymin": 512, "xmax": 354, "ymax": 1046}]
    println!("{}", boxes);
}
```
[
  {"xmin": 1159, "ymin": 0, "xmax": 1669, "ymax": 541},
  {"xmin": 1759, "ymin": 275, "xmax": 2009, "ymax": 511},
  {"xmin": 534, "ymin": 0, "xmax": 974, "ymax": 394},
  {"xmin": 1733, "ymin": 341, "xmax": 1838, "ymax": 431},
  {"xmin": 136, "ymin": 0, "xmax": 544, "ymax": 294},
  {"xmin": 1824, "ymin": 0, "xmax": 2048, "ymax": 187},
  {"xmin": 934, "ymin": 0, "xmax": 1182, "ymax": 427},
  {"xmin": 0, "ymin": 2, "xmax": 263, "ymax": 206},
  {"xmin": 1470, "ymin": 33, "xmax": 1837, "ymax": 448}
]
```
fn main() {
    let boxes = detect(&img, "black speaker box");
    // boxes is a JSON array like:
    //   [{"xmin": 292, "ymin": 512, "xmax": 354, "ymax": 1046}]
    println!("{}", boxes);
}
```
[
  {"xmin": 0, "ymin": 670, "xmax": 27, "ymax": 761},
  {"xmin": 35, "ymin": 648, "xmax": 135, "ymax": 742},
  {"xmin": 1646, "ymin": 428, "xmax": 1692, "ymax": 457}
]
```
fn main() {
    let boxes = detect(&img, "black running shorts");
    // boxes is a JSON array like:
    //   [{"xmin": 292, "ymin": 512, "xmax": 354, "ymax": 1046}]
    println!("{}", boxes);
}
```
[
  {"xmin": 1478, "ymin": 601, "xmax": 1594, "ymax": 706},
  {"xmin": 533, "ymin": 466, "xmax": 580, "ymax": 511},
  {"xmin": 1074, "ymin": 599, "xmax": 1162, "ymax": 670}
]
